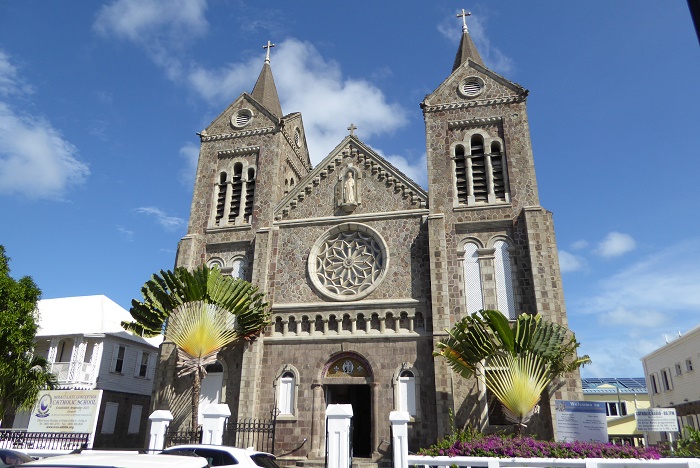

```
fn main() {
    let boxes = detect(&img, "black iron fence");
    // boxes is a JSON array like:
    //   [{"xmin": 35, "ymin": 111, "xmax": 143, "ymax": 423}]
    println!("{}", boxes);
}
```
[
  {"xmin": 0, "ymin": 430, "xmax": 89, "ymax": 450},
  {"xmin": 164, "ymin": 425, "xmax": 203, "ymax": 447},
  {"xmin": 224, "ymin": 416, "xmax": 277, "ymax": 454}
]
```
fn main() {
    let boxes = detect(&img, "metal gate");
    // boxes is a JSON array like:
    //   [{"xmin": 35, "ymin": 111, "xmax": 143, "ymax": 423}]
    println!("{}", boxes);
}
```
[{"xmin": 223, "ymin": 413, "xmax": 277, "ymax": 454}]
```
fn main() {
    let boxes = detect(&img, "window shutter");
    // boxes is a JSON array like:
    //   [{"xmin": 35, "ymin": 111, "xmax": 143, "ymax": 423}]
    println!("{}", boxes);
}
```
[
  {"xmin": 128, "ymin": 405, "xmax": 142, "ymax": 434},
  {"xmin": 109, "ymin": 344, "xmax": 120, "ymax": 372},
  {"xmin": 134, "ymin": 351, "xmax": 143, "ymax": 377},
  {"xmin": 146, "ymin": 353, "xmax": 157, "ymax": 379},
  {"xmin": 399, "ymin": 375, "xmax": 416, "ymax": 416},
  {"xmin": 101, "ymin": 402, "xmax": 119, "ymax": 434}
]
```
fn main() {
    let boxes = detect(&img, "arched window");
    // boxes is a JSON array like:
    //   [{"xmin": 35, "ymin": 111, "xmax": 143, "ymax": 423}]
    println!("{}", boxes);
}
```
[
  {"xmin": 463, "ymin": 243, "xmax": 484, "ymax": 314},
  {"xmin": 207, "ymin": 258, "xmax": 224, "ymax": 270},
  {"xmin": 493, "ymin": 240, "xmax": 516, "ymax": 319},
  {"xmin": 244, "ymin": 168, "xmax": 255, "ymax": 223},
  {"xmin": 214, "ymin": 172, "xmax": 227, "ymax": 225},
  {"xmin": 454, "ymin": 133, "xmax": 509, "ymax": 206},
  {"xmin": 277, "ymin": 371, "xmax": 296, "ymax": 416},
  {"xmin": 229, "ymin": 163, "xmax": 243, "ymax": 223},
  {"xmin": 470, "ymin": 135, "xmax": 487, "ymax": 203},
  {"xmin": 230, "ymin": 257, "xmax": 246, "ymax": 280},
  {"xmin": 398, "ymin": 370, "xmax": 416, "ymax": 417}
]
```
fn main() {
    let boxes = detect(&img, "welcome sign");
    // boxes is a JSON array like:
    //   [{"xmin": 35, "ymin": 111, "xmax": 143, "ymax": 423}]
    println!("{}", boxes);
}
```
[{"xmin": 27, "ymin": 390, "xmax": 103, "ymax": 434}]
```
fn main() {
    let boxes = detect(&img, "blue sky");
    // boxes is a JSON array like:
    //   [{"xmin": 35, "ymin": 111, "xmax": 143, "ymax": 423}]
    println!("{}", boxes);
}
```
[{"xmin": 1, "ymin": 1, "xmax": 699, "ymax": 379}]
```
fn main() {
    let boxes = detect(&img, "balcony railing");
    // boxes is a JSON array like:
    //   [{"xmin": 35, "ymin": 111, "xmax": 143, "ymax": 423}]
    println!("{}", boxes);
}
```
[{"xmin": 50, "ymin": 362, "xmax": 97, "ymax": 387}]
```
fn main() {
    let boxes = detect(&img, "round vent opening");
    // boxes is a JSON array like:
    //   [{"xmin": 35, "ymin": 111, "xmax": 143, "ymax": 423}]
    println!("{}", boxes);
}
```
[
  {"xmin": 459, "ymin": 77, "xmax": 484, "ymax": 98},
  {"xmin": 231, "ymin": 109, "xmax": 253, "ymax": 129}
]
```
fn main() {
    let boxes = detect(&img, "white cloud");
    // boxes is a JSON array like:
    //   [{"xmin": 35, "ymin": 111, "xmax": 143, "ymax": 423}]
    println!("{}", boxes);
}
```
[
  {"xmin": 571, "ymin": 239, "xmax": 588, "ymax": 250},
  {"xmin": 571, "ymin": 239, "xmax": 700, "ymax": 377},
  {"xmin": 179, "ymin": 142, "xmax": 199, "ymax": 187},
  {"xmin": 134, "ymin": 206, "xmax": 185, "ymax": 231},
  {"xmin": 116, "ymin": 225, "xmax": 134, "ymax": 241},
  {"xmin": 0, "ymin": 103, "xmax": 89, "ymax": 199},
  {"xmin": 0, "ymin": 50, "xmax": 88, "ymax": 200},
  {"xmin": 380, "ymin": 152, "xmax": 427, "ymax": 189},
  {"xmin": 93, "ymin": 0, "xmax": 208, "ymax": 44},
  {"xmin": 93, "ymin": 0, "xmax": 208, "ymax": 79},
  {"xmin": 185, "ymin": 39, "xmax": 410, "ymax": 165},
  {"xmin": 558, "ymin": 250, "xmax": 584, "ymax": 273},
  {"xmin": 596, "ymin": 231, "xmax": 636, "ymax": 258}
]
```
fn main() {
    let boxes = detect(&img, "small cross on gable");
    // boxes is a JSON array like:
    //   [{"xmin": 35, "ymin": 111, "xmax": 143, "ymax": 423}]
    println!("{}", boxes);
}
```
[{"xmin": 347, "ymin": 123, "xmax": 357, "ymax": 136}]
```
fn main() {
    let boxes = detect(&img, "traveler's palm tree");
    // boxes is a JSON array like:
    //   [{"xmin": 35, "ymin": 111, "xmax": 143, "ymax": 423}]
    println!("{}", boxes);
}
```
[
  {"xmin": 123, "ymin": 266, "xmax": 269, "ymax": 433},
  {"xmin": 434, "ymin": 309, "xmax": 590, "ymax": 435}
]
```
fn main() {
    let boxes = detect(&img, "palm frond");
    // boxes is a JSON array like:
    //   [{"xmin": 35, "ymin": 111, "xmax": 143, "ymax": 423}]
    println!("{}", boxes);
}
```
[{"xmin": 482, "ymin": 352, "xmax": 551, "ymax": 426}]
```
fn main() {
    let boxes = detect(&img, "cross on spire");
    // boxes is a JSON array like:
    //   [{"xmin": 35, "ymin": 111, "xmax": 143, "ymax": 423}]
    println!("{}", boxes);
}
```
[
  {"xmin": 347, "ymin": 123, "xmax": 357, "ymax": 136},
  {"xmin": 263, "ymin": 41, "xmax": 275, "ymax": 64},
  {"xmin": 457, "ymin": 9, "xmax": 471, "ymax": 33}
]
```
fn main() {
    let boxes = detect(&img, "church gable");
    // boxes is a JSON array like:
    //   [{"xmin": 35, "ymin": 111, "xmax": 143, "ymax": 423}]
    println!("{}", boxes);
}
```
[
  {"xmin": 200, "ymin": 93, "xmax": 280, "ymax": 139},
  {"xmin": 274, "ymin": 137, "xmax": 427, "ymax": 221},
  {"xmin": 422, "ymin": 60, "xmax": 527, "ymax": 111}
]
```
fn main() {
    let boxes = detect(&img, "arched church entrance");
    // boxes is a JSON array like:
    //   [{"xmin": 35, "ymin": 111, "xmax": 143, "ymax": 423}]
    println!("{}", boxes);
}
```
[{"xmin": 322, "ymin": 353, "xmax": 373, "ymax": 458}]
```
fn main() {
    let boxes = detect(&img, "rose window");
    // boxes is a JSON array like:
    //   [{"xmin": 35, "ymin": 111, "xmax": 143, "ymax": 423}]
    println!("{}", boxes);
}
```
[{"xmin": 308, "ymin": 223, "xmax": 389, "ymax": 301}]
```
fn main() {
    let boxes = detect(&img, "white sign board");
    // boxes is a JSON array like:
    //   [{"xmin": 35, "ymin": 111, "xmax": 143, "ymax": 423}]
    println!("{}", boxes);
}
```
[
  {"xmin": 636, "ymin": 408, "xmax": 679, "ymax": 432},
  {"xmin": 28, "ymin": 390, "xmax": 103, "ymax": 434},
  {"xmin": 555, "ymin": 400, "xmax": 608, "ymax": 442}
]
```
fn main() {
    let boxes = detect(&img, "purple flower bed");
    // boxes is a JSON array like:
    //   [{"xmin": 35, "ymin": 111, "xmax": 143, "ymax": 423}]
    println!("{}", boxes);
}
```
[{"xmin": 419, "ymin": 434, "xmax": 662, "ymax": 459}]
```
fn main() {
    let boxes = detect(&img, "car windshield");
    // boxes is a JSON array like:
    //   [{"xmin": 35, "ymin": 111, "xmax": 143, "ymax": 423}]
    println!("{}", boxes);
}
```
[{"xmin": 250, "ymin": 454, "xmax": 280, "ymax": 468}]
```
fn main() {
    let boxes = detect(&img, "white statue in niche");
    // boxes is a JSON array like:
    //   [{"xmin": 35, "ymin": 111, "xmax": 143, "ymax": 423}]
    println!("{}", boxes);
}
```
[{"xmin": 343, "ymin": 171, "xmax": 356, "ymax": 204}]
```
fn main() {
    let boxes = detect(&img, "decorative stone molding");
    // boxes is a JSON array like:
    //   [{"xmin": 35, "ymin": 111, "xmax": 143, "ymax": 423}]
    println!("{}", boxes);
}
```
[
  {"xmin": 422, "ymin": 95, "xmax": 525, "ymax": 113},
  {"xmin": 217, "ymin": 146, "xmax": 260, "ymax": 157},
  {"xmin": 448, "ymin": 116, "xmax": 503, "ymax": 130},
  {"xmin": 268, "ymin": 308, "xmax": 427, "ymax": 339},
  {"xmin": 200, "ymin": 126, "xmax": 276, "ymax": 142},
  {"xmin": 308, "ymin": 223, "xmax": 389, "ymax": 301}
]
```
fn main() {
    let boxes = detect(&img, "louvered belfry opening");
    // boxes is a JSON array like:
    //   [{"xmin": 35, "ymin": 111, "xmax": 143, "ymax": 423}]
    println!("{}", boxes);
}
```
[
  {"xmin": 470, "ymin": 135, "xmax": 488, "ymax": 203},
  {"xmin": 229, "ymin": 163, "xmax": 243, "ymax": 223},
  {"xmin": 490, "ymin": 141, "xmax": 506, "ymax": 202},
  {"xmin": 454, "ymin": 144, "xmax": 468, "ymax": 204},
  {"xmin": 215, "ymin": 172, "xmax": 227, "ymax": 224},
  {"xmin": 244, "ymin": 167, "xmax": 255, "ymax": 223}
]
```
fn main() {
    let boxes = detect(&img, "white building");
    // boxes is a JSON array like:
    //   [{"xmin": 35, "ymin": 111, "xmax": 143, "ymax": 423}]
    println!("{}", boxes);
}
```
[
  {"xmin": 641, "ymin": 324, "xmax": 700, "ymax": 444},
  {"xmin": 13, "ymin": 296, "xmax": 161, "ymax": 449}
]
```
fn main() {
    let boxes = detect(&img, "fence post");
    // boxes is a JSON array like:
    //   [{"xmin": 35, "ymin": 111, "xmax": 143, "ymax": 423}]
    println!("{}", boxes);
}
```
[
  {"xmin": 389, "ymin": 411, "xmax": 410, "ymax": 468},
  {"xmin": 201, "ymin": 404, "xmax": 231, "ymax": 445},
  {"xmin": 326, "ymin": 404, "xmax": 353, "ymax": 468},
  {"xmin": 148, "ymin": 410, "xmax": 173, "ymax": 452}
]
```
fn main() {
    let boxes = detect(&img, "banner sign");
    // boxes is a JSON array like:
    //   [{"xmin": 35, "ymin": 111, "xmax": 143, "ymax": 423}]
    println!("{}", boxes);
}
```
[
  {"xmin": 555, "ymin": 400, "xmax": 608, "ymax": 442},
  {"xmin": 636, "ymin": 408, "xmax": 679, "ymax": 432},
  {"xmin": 27, "ymin": 390, "xmax": 103, "ymax": 434}
]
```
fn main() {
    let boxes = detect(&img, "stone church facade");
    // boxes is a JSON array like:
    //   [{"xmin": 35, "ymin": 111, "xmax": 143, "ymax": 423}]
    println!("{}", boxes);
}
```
[{"xmin": 152, "ymin": 17, "xmax": 582, "ymax": 461}]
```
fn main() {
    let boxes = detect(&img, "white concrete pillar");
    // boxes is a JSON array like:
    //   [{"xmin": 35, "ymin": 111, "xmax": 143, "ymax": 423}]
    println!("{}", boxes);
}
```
[
  {"xmin": 148, "ymin": 410, "xmax": 173, "ymax": 452},
  {"xmin": 390, "ymin": 411, "xmax": 410, "ymax": 468},
  {"xmin": 201, "ymin": 404, "xmax": 231, "ymax": 445},
  {"xmin": 326, "ymin": 404, "xmax": 353, "ymax": 468}
]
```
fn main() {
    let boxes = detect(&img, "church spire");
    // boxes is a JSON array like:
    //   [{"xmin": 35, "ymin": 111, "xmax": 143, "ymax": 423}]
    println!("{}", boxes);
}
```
[
  {"xmin": 251, "ymin": 41, "xmax": 283, "ymax": 118},
  {"xmin": 452, "ymin": 9, "xmax": 484, "ymax": 71}
]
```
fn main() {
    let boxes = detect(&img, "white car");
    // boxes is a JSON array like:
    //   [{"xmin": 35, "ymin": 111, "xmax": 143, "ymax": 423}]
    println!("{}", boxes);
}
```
[
  {"xmin": 20, "ymin": 452, "xmax": 209, "ymax": 468},
  {"xmin": 162, "ymin": 445, "xmax": 280, "ymax": 468}
]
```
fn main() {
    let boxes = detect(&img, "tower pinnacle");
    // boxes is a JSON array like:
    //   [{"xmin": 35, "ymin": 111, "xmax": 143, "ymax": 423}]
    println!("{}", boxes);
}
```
[
  {"xmin": 251, "ymin": 40, "xmax": 283, "ymax": 118},
  {"xmin": 452, "ymin": 8, "xmax": 484, "ymax": 71}
]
